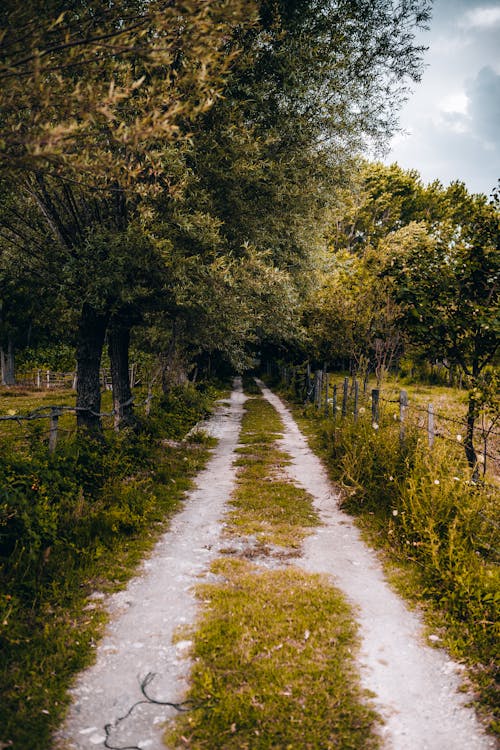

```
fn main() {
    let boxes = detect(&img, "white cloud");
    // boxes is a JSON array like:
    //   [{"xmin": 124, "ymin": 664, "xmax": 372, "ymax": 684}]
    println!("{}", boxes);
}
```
[
  {"xmin": 440, "ymin": 91, "xmax": 469, "ymax": 114},
  {"xmin": 382, "ymin": 0, "xmax": 500, "ymax": 194},
  {"xmin": 459, "ymin": 6, "xmax": 500, "ymax": 29}
]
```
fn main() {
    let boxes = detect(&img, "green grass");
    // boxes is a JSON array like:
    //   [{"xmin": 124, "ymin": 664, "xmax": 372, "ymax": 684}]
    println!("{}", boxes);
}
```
[
  {"xmin": 226, "ymin": 397, "xmax": 319, "ymax": 549},
  {"xmin": 166, "ymin": 390, "xmax": 382, "ymax": 749},
  {"xmin": 0, "ymin": 383, "xmax": 222, "ymax": 750},
  {"xmin": 166, "ymin": 558, "xmax": 380, "ymax": 750}
]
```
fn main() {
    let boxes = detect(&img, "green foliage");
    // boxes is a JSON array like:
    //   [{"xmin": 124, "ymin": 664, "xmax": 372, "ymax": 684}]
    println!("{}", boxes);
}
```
[
  {"xmin": 156, "ymin": 383, "xmax": 218, "ymax": 439},
  {"xmin": 16, "ymin": 343, "xmax": 76, "ymax": 371},
  {"xmin": 0, "ymin": 383, "xmax": 218, "ymax": 749}
]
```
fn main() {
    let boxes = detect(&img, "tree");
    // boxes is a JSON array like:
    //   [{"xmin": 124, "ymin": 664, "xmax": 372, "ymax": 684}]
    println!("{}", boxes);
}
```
[
  {"xmin": 303, "ymin": 251, "xmax": 402, "ymax": 377},
  {"xmin": 0, "ymin": 0, "xmax": 253, "ymax": 183},
  {"xmin": 172, "ymin": 0, "xmax": 432, "ymax": 367},
  {"xmin": 0, "ymin": 1, "xmax": 252, "ymax": 430},
  {"xmin": 380, "ymin": 192, "xmax": 499, "ymax": 473},
  {"xmin": 0, "ymin": 0, "xmax": 432, "ymax": 430}
]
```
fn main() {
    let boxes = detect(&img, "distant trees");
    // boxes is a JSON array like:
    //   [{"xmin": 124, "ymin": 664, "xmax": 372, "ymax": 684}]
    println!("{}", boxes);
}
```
[
  {"xmin": 381, "ymin": 190, "xmax": 499, "ymax": 471},
  {"xmin": 307, "ymin": 162, "xmax": 499, "ymax": 473}
]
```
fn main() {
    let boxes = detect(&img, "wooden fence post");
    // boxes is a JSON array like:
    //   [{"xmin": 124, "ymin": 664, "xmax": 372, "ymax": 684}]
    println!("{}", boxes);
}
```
[
  {"xmin": 342, "ymin": 377, "xmax": 349, "ymax": 417},
  {"xmin": 324, "ymin": 373, "xmax": 329, "ymax": 416},
  {"xmin": 49, "ymin": 407, "xmax": 59, "ymax": 453},
  {"xmin": 46, "ymin": 369, "xmax": 50, "ymax": 389},
  {"xmin": 428, "ymin": 403, "xmax": 435, "ymax": 448},
  {"xmin": 399, "ymin": 389, "xmax": 408, "ymax": 442},
  {"xmin": 129, "ymin": 363, "xmax": 137, "ymax": 389},
  {"xmin": 332, "ymin": 383, "xmax": 337, "ymax": 421},
  {"xmin": 371, "ymin": 389, "xmax": 380, "ymax": 426},
  {"xmin": 353, "ymin": 379, "xmax": 359, "ymax": 422}
]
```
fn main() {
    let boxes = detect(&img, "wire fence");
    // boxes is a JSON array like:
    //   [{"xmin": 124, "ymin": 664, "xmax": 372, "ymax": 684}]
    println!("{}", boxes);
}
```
[
  {"xmin": 272, "ymin": 362, "xmax": 500, "ymax": 564},
  {"xmin": 273, "ymin": 363, "xmax": 500, "ymax": 481},
  {"xmin": 0, "ymin": 394, "xmax": 154, "ymax": 453}
]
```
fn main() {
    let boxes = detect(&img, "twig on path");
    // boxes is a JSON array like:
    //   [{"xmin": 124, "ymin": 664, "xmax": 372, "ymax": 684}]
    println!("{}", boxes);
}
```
[{"xmin": 103, "ymin": 672, "xmax": 208, "ymax": 750}]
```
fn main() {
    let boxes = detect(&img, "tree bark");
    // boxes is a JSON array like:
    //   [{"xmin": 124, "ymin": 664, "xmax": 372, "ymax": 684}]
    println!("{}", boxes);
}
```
[
  {"xmin": 0, "ymin": 338, "xmax": 15, "ymax": 385},
  {"xmin": 108, "ymin": 315, "xmax": 136, "ymax": 430},
  {"xmin": 76, "ymin": 304, "xmax": 109, "ymax": 432}
]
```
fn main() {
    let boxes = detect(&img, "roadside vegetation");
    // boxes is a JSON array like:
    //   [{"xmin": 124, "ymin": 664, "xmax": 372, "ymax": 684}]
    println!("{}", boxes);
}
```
[
  {"xmin": 167, "ymin": 392, "xmax": 381, "ymax": 749},
  {"xmin": 276, "ymin": 376, "xmax": 499, "ymax": 734},
  {"xmin": 0, "ymin": 383, "xmax": 220, "ymax": 750}
]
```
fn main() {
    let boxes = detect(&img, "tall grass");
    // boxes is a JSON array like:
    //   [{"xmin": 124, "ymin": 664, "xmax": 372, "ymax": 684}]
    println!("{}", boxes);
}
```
[
  {"xmin": 292, "ymin": 402, "xmax": 499, "ymax": 734},
  {"xmin": 0, "ymin": 383, "xmax": 220, "ymax": 750}
]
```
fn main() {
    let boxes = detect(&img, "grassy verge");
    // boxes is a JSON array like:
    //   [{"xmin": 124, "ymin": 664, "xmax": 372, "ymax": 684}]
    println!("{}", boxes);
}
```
[
  {"xmin": 166, "ymin": 393, "xmax": 381, "ymax": 749},
  {"xmin": 283, "ymin": 394, "xmax": 499, "ymax": 736},
  {"xmin": 0, "ymin": 383, "xmax": 221, "ymax": 750}
]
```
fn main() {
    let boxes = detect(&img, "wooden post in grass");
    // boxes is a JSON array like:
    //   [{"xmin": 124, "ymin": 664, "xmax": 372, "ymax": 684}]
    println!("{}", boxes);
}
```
[
  {"xmin": 399, "ymin": 389, "xmax": 408, "ymax": 442},
  {"xmin": 353, "ymin": 379, "xmax": 359, "ymax": 422},
  {"xmin": 371, "ymin": 389, "xmax": 380, "ymax": 426},
  {"xmin": 332, "ymin": 383, "xmax": 337, "ymax": 420},
  {"xmin": 428, "ymin": 403, "xmax": 435, "ymax": 448},
  {"xmin": 46, "ymin": 369, "xmax": 50, "ymax": 389},
  {"xmin": 49, "ymin": 407, "xmax": 59, "ymax": 453},
  {"xmin": 324, "ymin": 373, "xmax": 329, "ymax": 415},
  {"xmin": 342, "ymin": 377, "xmax": 349, "ymax": 417}
]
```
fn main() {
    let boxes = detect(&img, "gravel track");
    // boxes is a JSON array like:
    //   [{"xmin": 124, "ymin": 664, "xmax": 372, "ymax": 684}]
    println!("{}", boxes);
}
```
[
  {"xmin": 54, "ymin": 380, "xmax": 496, "ymax": 750},
  {"xmin": 259, "ymin": 380, "xmax": 496, "ymax": 750},
  {"xmin": 54, "ymin": 382, "xmax": 246, "ymax": 750}
]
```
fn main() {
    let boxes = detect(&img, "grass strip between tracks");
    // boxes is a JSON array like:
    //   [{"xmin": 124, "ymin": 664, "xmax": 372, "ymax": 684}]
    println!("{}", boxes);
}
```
[{"xmin": 166, "ymin": 392, "xmax": 381, "ymax": 749}]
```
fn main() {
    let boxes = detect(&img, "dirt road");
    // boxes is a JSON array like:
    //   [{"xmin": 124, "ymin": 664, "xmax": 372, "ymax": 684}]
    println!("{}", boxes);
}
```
[{"xmin": 55, "ymin": 380, "xmax": 495, "ymax": 750}]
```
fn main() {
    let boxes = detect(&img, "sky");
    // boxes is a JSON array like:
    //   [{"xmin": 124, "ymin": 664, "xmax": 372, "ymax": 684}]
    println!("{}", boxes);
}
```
[{"xmin": 383, "ymin": 0, "xmax": 500, "ymax": 196}]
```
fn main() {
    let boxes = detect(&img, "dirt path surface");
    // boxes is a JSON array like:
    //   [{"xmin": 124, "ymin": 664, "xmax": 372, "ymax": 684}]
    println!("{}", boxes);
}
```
[
  {"xmin": 55, "ymin": 380, "xmax": 496, "ymax": 750},
  {"xmin": 259, "ymin": 381, "xmax": 496, "ymax": 750},
  {"xmin": 54, "ymin": 382, "xmax": 246, "ymax": 750}
]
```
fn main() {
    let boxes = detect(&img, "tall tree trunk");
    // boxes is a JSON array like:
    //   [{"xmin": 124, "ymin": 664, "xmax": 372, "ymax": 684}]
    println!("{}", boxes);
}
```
[
  {"xmin": 76, "ymin": 304, "xmax": 109, "ymax": 432},
  {"xmin": 108, "ymin": 315, "xmax": 136, "ymax": 430},
  {"xmin": 0, "ymin": 338, "xmax": 15, "ymax": 385}
]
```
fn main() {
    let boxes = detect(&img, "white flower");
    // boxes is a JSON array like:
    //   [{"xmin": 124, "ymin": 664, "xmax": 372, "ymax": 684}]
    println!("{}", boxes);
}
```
[
  {"xmin": 372, "ymin": 422, "xmax": 379, "ymax": 430},
  {"xmin": 456, "ymin": 434, "xmax": 462, "ymax": 442},
  {"xmin": 389, "ymin": 475, "xmax": 394, "ymax": 481},
  {"xmin": 434, "ymin": 479, "xmax": 440, "ymax": 485},
  {"xmin": 392, "ymin": 509, "xmax": 398, "ymax": 516},
  {"xmin": 453, "ymin": 476, "xmax": 460, "ymax": 482},
  {"xmin": 359, "ymin": 407, "xmax": 365, "ymax": 414}
]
